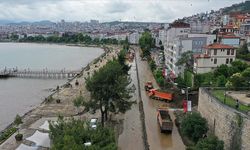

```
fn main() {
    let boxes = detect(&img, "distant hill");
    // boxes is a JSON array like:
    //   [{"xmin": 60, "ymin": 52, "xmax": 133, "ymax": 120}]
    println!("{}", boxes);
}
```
[
  {"xmin": 223, "ymin": 0, "xmax": 250, "ymax": 14},
  {"xmin": 8, "ymin": 20, "xmax": 55, "ymax": 26},
  {"xmin": 0, "ymin": 20, "xmax": 18, "ymax": 25}
]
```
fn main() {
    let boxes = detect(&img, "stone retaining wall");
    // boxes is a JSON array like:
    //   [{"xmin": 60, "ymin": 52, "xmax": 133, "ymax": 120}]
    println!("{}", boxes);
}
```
[{"xmin": 198, "ymin": 88, "xmax": 250, "ymax": 150}]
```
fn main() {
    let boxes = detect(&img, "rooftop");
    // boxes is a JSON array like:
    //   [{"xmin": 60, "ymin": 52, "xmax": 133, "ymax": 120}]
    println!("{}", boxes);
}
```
[{"xmin": 204, "ymin": 43, "xmax": 235, "ymax": 49}]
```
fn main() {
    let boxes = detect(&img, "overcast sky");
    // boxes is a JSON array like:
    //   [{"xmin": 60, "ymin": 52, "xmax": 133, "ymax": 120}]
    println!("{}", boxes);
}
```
[{"xmin": 0, "ymin": 0, "xmax": 245, "ymax": 22}]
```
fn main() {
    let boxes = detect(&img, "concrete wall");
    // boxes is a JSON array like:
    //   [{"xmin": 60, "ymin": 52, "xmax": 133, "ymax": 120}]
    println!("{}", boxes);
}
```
[{"xmin": 198, "ymin": 88, "xmax": 250, "ymax": 150}]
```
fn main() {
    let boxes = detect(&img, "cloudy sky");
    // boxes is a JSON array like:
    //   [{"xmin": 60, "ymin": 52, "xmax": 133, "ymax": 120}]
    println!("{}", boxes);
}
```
[{"xmin": 0, "ymin": 0, "xmax": 245, "ymax": 22}]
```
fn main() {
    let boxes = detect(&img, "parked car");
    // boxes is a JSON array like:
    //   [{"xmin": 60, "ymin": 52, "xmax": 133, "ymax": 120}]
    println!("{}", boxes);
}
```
[{"xmin": 90, "ymin": 118, "xmax": 98, "ymax": 129}]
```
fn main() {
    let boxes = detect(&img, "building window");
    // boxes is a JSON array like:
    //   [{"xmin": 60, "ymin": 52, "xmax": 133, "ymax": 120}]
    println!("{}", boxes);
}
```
[
  {"xmin": 227, "ymin": 49, "xmax": 230, "ymax": 55},
  {"xmin": 211, "ymin": 58, "xmax": 213, "ymax": 62},
  {"xmin": 231, "ymin": 49, "xmax": 234, "ymax": 55},
  {"xmin": 214, "ymin": 58, "xmax": 217, "ymax": 64},
  {"xmin": 226, "ymin": 58, "xmax": 229, "ymax": 64},
  {"xmin": 230, "ymin": 58, "xmax": 233, "ymax": 63},
  {"xmin": 214, "ymin": 49, "xmax": 217, "ymax": 55}
]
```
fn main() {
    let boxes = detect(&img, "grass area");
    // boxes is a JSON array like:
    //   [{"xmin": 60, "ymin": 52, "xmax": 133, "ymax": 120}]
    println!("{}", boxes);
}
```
[
  {"xmin": 0, "ymin": 127, "xmax": 17, "ymax": 144},
  {"xmin": 212, "ymin": 90, "xmax": 250, "ymax": 113}
]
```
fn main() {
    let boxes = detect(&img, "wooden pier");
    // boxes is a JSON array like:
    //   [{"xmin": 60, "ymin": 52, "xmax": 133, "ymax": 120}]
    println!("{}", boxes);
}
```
[{"xmin": 0, "ymin": 69, "xmax": 81, "ymax": 79}]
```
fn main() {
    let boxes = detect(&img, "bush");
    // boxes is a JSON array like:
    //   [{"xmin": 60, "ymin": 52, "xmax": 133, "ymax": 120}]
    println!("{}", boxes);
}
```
[
  {"xmin": 194, "ymin": 135, "xmax": 224, "ymax": 150},
  {"xmin": 181, "ymin": 112, "xmax": 208, "ymax": 143},
  {"xmin": 0, "ymin": 127, "xmax": 17, "ymax": 144},
  {"xmin": 15, "ymin": 133, "xmax": 23, "ymax": 141},
  {"xmin": 14, "ymin": 114, "xmax": 22, "ymax": 126},
  {"xmin": 149, "ymin": 60, "xmax": 156, "ymax": 71}
]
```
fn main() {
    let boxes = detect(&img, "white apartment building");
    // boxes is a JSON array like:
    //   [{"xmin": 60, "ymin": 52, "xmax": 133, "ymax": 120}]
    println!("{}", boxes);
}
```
[
  {"xmin": 165, "ymin": 34, "xmax": 216, "ymax": 77},
  {"xmin": 106, "ymin": 32, "xmax": 129, "ymax": 41},
  {"xmin": 164, "ymin": 30, "xmax": 216, "ymax": 77},
  {"xmin": 128, "ymin": 32, "xmax": 141, "ymax": 44},
  {"xmin": 164, "ymin": 22, "xmax": 191, "ymax": 78},
  {"xmin": 159, "ymin": 29, "xmax": 167, "ymax": 45},
  {"xmin": 193, "ymin": 43, "xmax": 236, "ymax": 74}
]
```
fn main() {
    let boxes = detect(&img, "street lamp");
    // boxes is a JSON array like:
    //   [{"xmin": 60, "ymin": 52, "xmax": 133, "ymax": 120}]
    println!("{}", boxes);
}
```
[{"xmin": 186, "ymin": 87, "xmax": 191, "ymax": 101}]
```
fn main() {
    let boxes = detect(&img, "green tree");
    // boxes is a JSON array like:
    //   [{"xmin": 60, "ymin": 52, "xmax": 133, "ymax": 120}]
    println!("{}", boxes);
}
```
[
  {"xmin": 84, "ymin": 60, "xmax": 134, "ymax": 126},
  {"xmin": 149, "ymin": 60, "xmax": 156, "ymax": 71},
  {"xmin": 50, "ymin": 117, "xmax": 117, "ymax": 150},
  {"xmin": 216, "ymin": 75, "xmax": 227, "ymax": 87},
  {"xmin": 118, "ymin": 49, "xmax": 131, "ymax": 74},
  {"xmin": 139, "ymin": 31, "xmax": 154, "ymax": 57},
  {"xmin": 194, "ymin": 135, "xmax": 224, "ymax": 150},
  {"xmin": 228, "ymin": 73, "xmax": 247, "ymax": 89},
  {"xmin": 237, "ymin": 43, "xmax": 249, "ymax": 55},
  {"xmin": 176, "ymin": 51, "xmax": 193, "ymax": 70},
  {"xmin": 77, "ymin": 33, "xmax": 84, "ymax": 42},
  {"xmin": 214, "ymin": 64, "xmax": 229, "ymax": 78},
  {"xmin": 181, "ymin": 112, "xmax": 208, "ymax": 142},
  {"xmin": 231, "ymin": 60, "xmax": 249, "ymax": 72}
]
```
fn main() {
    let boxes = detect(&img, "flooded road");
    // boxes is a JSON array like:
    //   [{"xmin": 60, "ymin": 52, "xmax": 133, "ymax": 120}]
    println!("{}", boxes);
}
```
[
  {"xmin": 135, "ymin": 47, "xmax": 185, "ymax": 150},
  {"xmin": 118, "ymin": 59, "xmax": 144, "ymax": 150}
]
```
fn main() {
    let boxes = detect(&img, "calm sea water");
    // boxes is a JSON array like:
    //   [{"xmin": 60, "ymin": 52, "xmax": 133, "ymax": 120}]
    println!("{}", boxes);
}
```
[{"xmin": 0, "ymin": 43, "xmax": 103, "ymax": 131}]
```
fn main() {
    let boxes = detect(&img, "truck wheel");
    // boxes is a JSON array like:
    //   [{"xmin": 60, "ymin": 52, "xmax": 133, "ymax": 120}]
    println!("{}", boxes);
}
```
[{"xmin": 160, "ymin": 128, "xmax": 164, "ymax": 133}]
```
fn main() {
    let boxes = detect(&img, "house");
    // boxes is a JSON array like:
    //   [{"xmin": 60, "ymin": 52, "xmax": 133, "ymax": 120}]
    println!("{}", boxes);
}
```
[{"xmin": 193, "ymin": 43, "xmax": 236, "ymax": 74}]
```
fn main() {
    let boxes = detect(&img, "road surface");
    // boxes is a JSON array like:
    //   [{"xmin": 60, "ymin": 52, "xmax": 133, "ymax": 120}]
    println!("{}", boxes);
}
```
[
  {"xmin": 135, "ymin": 47, "xmax": 185, "ymax": 150},
  {"xmin": 118, "ymin": 57, "xmax": 144, "ymax": 150}
]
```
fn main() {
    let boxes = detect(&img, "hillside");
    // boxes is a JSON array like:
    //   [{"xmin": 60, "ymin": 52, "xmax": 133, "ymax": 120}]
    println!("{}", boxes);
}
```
[{"xmin": 223, "ymin": 1, "xmax": 250, "ymax": 14}]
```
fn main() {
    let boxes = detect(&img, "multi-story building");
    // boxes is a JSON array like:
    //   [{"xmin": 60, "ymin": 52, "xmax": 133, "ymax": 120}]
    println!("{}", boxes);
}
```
[
  {"xmin": 128, "ymin": 32, "xmax": 140, "ymax": 44},
  {"xmin": 164, "ymin": 21, "xmax": 191, "ymax": 78},
  {"xmin": 158, "ymin": 29, "xmax": 167, "ymax": 45},
  {"xmin": 164, "ymin": 32, "xmax": 216, "ymax": 78},
  {"xmin": 217, "ymin": 33, "xmax": 240, "ymax": 48},
  {"xmin": 193, "ymin": 43, "xmax": 236, "ymax": 74},
  {"xmin": 240, "ymin": 19, "xmax": 250, "ymax": 36}
]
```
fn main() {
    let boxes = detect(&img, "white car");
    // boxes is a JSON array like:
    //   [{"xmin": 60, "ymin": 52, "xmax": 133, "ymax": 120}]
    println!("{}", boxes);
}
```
[{"xmin": 90, "ymin": 118, "xmax": 98, "ymax": 129}]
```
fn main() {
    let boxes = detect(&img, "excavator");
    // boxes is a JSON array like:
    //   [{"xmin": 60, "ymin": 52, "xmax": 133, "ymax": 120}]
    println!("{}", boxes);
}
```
[{"xmin": 145, "ymin": 81, "xmax": 173, "ymax": 102}]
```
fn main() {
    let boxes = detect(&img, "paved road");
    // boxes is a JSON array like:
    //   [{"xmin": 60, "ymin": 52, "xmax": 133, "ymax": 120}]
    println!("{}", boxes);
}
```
[
  {"xmin": 118, "ymin": 58, "xmax": 144, "ymax": 150},
  {"xmin": 135, "ymin": 47, "xmax": 185, "ymax": 150}
]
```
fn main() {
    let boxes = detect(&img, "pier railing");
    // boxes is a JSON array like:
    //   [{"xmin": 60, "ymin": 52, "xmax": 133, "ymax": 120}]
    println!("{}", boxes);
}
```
[{"xmin": 0, "ymin": 68, "xmax": 81, "ymax": 79}]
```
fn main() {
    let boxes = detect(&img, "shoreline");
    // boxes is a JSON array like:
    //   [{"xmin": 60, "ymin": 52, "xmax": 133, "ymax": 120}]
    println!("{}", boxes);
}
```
[{"xmin": 0, "ymin": 45, "xmax": 110, "ymax": 135}]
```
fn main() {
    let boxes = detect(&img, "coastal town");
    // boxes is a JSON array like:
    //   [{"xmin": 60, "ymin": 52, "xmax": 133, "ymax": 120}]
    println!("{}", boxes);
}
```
[{"xmin": 0, "ymin": 0, "xmax": 250, "ymax": 150}]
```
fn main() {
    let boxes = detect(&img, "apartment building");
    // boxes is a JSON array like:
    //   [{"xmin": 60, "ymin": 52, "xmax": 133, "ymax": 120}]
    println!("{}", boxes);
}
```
[
  {"xmin": 128, "ymin": 32, "xmax": 141, "ymax": 44},
  {"xmin": 193, "ymin": 43, "xmax": 236, "ymax": 74},
  {"xmin": 164, "ymin": 32, "xmax": 216, "ymax": 78}
]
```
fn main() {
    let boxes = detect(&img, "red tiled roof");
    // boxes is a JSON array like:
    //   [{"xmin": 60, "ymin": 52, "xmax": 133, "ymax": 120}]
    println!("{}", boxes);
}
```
[
  {"xmin": 222, "ymin": 35, "xmax": 240, "ymax": 39},
  {"xmin": 204, "ymin": 43, "xmax": 235, "ymax": 49}
]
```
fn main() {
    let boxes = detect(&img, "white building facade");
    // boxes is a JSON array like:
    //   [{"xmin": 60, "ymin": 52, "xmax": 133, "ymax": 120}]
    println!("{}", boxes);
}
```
[
  {"xmin": 165, "ymin": 32, "xmax": 216, "ymax": 78},
  {"xmin": 128, "ymin": 32, "xmax": 140, "ymax": 44},
  {"xmin": 193, "ymin": 43, "xmax": 236, "ymax": 74}
]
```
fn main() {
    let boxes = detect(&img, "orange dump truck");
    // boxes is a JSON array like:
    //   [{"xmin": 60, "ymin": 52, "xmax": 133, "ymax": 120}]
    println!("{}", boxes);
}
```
[
  {"xmin": 144, "ymin": 81, "xmax": 153, "ymax": 91},
  {"xmin": 148, "ymin": 89, "xmax": 173, "ymax": 102},
  {"xmin": 157, "ymin": 108, "xmax": 173, "ymax": 133}
]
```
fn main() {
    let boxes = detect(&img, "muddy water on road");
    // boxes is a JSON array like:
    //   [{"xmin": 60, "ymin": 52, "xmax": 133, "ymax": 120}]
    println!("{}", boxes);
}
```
[
  {"xmin": 135, "ymin": 49, "xmax": 185, "ymax": 150},
  {"xmin": 118, "ymin": 59, "xmax": 144, "ymax": 150}
]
